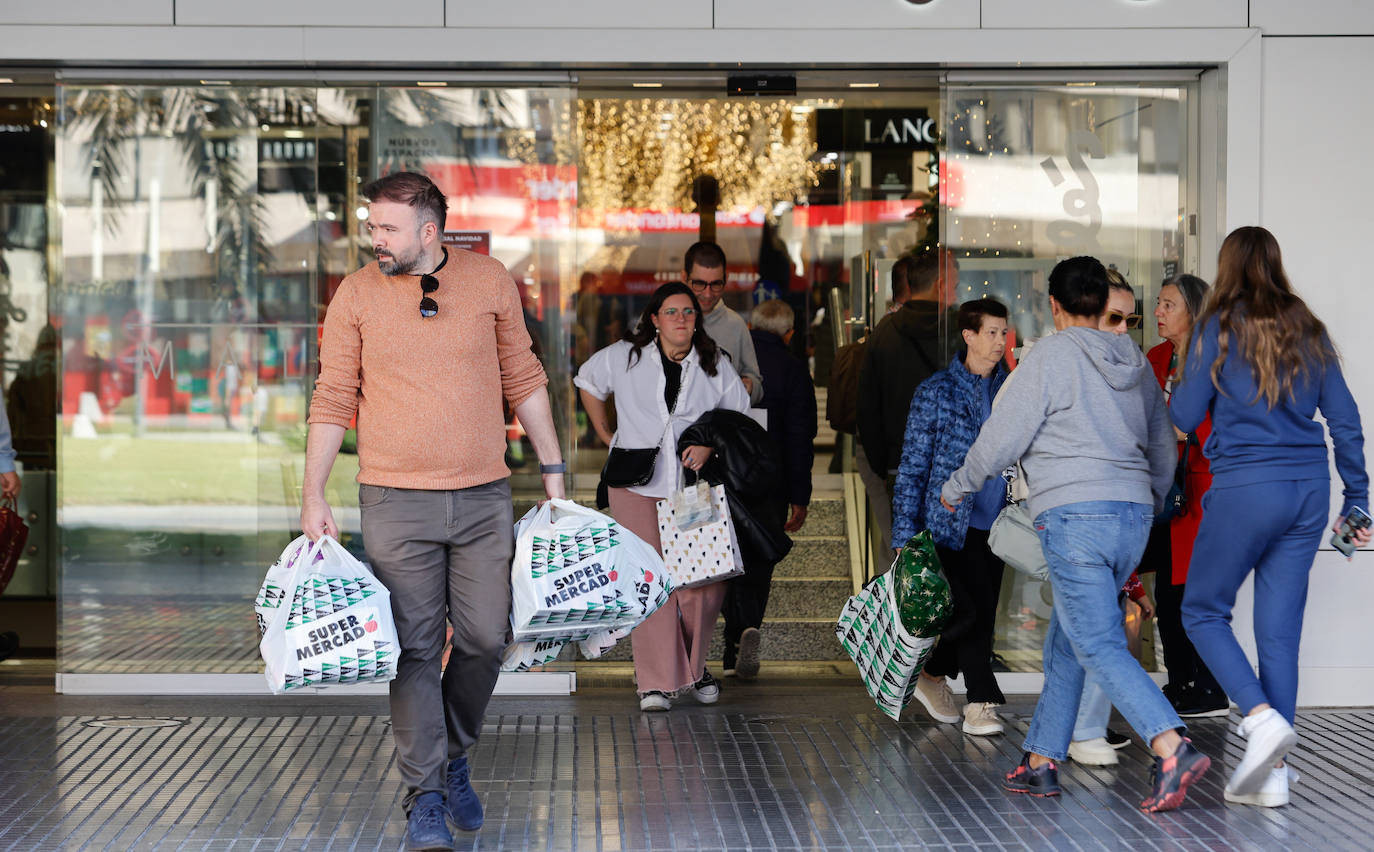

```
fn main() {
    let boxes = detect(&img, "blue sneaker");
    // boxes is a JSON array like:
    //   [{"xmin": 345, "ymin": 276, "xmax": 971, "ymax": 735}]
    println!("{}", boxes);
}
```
[
  {"xmin": 1003, "ymin": 752, "xmax": 1061, "ymax": 797},
  {"xmin": 446, "ymin": 755, "xmax": 484, "ymax": 831},
  {"xmin": 405, "ymin": 792, "xmax": 454, "ymax": 851}
]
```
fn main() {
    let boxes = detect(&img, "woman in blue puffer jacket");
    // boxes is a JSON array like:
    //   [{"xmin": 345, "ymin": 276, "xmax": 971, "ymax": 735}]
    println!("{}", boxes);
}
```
[{"xmin": 891, "ymin": 297, "xmax": 1011, "ymax": 737}]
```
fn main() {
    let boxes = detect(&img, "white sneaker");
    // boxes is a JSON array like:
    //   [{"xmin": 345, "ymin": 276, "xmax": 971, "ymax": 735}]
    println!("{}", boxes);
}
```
[
  {"xmin": 1068, "ymin": 737, "xmax": 1120, "ymax": 766},
  {"xmin": 1227, "ymin": 709, "xmax": 1298, "ymax": 797},
  {"xmin": 1224, "ymin": 765, "xmax": 1290, "ymax": 807},
  {"xmin": 912, "ymin": 676, "xmax": 960, "ymax": 724},
  {"xmin": 639, "ymin": 691, "xmax": 671, "ymax": 711},
  {"xmin": 961, "ymin": 702, "xmax": 1005, "ymax": 736},
  {"xmin": 690, "ymin": 670, "xmax": 720, "ymax": 705}
]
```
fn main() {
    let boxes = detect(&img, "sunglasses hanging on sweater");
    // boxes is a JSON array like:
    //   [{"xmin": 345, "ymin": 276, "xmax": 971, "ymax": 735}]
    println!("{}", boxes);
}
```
[{"xmin": 420, "ymin": 247, "xmax": 449, "ymax": 318}]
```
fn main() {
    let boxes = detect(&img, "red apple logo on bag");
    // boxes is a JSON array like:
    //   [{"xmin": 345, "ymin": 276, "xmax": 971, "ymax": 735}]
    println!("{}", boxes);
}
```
[
  {"xmin": 644, "ymin": 570, "xmax": 653, "ymax": 583},
  {"xmin": 364, "ymin": 612, "xmax": 379, "ymax": 633},
  {"xmin": 608, "ymin": 570, "xmax": 618, "ymax": 581}
]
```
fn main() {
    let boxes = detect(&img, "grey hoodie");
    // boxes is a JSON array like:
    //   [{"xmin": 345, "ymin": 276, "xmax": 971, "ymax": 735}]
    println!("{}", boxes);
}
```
[{"xmin": 940, "ymin": 326, "xmax": 1176, "ymax": 520}]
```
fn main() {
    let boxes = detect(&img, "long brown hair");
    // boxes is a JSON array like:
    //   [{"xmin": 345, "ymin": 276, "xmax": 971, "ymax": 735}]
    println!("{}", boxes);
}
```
[{"xmin": 1199, "ymin": 226, "xmax": 1334, "ymax": 408}]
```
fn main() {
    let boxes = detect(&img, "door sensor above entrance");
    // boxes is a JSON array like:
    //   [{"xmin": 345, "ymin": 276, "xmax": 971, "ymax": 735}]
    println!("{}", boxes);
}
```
[{"xmin": 727, "ymin": 75, "xmax": 797, "ymax": 97}]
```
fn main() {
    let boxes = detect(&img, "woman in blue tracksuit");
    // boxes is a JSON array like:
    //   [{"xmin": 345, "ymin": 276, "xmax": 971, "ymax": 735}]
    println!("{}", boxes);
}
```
[
  {"xmin": 891, "ymin": 298, "xmax": 1011, "ymax": 738},
  {"xmin": 1173, "ymin": 226, "xmax": 1371, "ymax": 808}
]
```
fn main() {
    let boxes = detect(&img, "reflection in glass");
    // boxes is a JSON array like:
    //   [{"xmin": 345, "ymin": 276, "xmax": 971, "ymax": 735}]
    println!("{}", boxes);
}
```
[
  {"xmin": 55, "ymin": 84, "xmax": 580, "ymax": 675},
  {"xmin": 57, "ymin": 86, "xmax": 321, "ymax": 673},
  {"xmin": 943, "ymin": 85, "xmax": 1188, "ymax": 671}
]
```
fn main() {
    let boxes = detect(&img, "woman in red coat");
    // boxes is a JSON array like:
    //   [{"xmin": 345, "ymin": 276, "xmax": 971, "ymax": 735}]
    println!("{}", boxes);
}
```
[{"xmin": 1147, "ymin": 273, "xmax": 1227, "ymax": 718}]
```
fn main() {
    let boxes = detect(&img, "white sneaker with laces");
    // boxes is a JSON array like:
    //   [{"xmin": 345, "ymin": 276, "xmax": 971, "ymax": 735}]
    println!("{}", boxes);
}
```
[
  {"xmin": 1224, "ymin": 765, "xmax": 1292, "ymax": 807},
  {"xmin": 912, "ymin": 675, "xmax": 960, "ymax": 724},
  {"xmin": 1067, "ymin": 737, "xmax": 1120, "ymax": 766},
  {"xmin": 639, "ymin": 691, "xmax": 671, "ymax": 712},
  {"xmin": 1227, "ymin": 708, "xmax": 1298, "ymax": 797},
  {"xmin": 961, "ymin": 702, "xmax": 1005, "ymax": 736}
]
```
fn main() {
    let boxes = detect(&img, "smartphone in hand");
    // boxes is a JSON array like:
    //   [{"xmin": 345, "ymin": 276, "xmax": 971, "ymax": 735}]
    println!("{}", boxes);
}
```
[{"xmin": 1332, "ymin": 506, "xmax": 1373, "ymax": 558}]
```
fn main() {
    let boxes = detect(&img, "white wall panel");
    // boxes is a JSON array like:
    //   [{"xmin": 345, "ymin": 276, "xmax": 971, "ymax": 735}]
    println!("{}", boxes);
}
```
[
  {"xmin": 176, "ymin": 0, "xmax": 442, "ymax": 27},
  {"xmin": 298, "ymin": 26, "xmax": 1252, "ymax": 66},
  {"xmin": 446, "ymin": 0, "xmax": 711, "ymax": 29},
  {"xmin": 981, "ymin": 0, "xmax": 1245, "ymax": 30},
  {"xmin": 1259, "ymin": 37, "xmax": 1374, "ymax": 696},
  {"xmin": 1252, "ymin": 0, "xmax": 1374, "ymax": 36},
  {"xmin": 0, "ymin": 0, "xmax": 171, "ymax": 26},
  {"xmin": 716, "ymin": 0, "xmax": 978, "ymax": 30}
]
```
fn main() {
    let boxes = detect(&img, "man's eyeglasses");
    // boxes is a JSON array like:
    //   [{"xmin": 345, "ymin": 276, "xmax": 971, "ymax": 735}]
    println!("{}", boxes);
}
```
[
  {"xmin": 660, "ymin": 307, "xmax": 697, "ymax": 320},
  {"xmin": 1106, "ymin": 311, "xmax": 1142, "ymax": 329},
  {"xmin": 420, "ymin": 274, "xmax": 439, "ymax": 318},
  {"xmin": 689, "ymin": 278, "xmax": 726, "ymax": 293}
]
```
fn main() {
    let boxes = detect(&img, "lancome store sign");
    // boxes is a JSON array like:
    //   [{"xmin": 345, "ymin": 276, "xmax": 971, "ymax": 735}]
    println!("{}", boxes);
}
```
[{"xmin": 816, "ymin": 108, "xmax": 938, "ymax": 152}]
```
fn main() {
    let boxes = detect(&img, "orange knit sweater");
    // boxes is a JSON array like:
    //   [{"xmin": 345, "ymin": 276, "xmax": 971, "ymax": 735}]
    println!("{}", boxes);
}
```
[{"xmin": 307, "ymin": 248, "xmax": 548, "ymax": 490}]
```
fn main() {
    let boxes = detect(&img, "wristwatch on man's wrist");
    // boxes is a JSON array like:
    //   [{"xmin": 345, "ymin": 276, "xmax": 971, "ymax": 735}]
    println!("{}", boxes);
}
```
[{"xmin": 539, "ymin": 462, "xmax": 567, "ymax": 475}]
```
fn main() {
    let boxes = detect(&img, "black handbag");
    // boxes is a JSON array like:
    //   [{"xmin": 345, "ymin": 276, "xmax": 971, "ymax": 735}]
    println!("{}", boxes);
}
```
[
  {"xmin": 1155, "ymin": 433, "xmax": 1196, "ymax": 525},
  {"xmin": 601, "ymin": 447, "xmax": 658, "ymax": 488}
]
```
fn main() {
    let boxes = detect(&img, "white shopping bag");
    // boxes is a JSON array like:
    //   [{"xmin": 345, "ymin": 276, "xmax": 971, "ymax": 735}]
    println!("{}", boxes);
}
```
[
  {"xmin": 256, "ymin": 535, "xmax": 399, "ymax": 694},
  {"xmin": 655, "ymin": 482, "xmax": 744, "ymax": 589},
  {"xmin": 577, "ymin": 626, "xmax": 632, "ymax": 660},
  {"xmin": 834, "ymin": 571, "xmax": 939, "ymax": 722},
  {"xmin": 500, "ymin": 635, "xmax": 569, "ymax": 672},
  {"xmin": 510, "ymin": 499, "xmax": 670, "ymax": 643}
]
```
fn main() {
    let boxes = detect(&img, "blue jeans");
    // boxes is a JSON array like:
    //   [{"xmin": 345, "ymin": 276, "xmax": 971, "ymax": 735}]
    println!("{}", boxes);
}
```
[
  {"xmin": 1074, "ymin": 673, "xmax": 1113, "ymax": 742},
  {"xmin": 1073, "ymin": 597, "xmax": 1129, "ymax": 742},
  {"xmin": 1182, "ymin": 479, "xmax": 1328, "ymax": 725},
  {"xmin": 1024, "ymin": 501, "xmax": 1183, "ymax": 761}
]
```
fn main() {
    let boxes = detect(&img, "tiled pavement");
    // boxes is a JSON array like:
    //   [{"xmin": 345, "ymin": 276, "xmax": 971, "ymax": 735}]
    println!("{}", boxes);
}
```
[{"xmin": 1, "ymin": 666, "xmax": 1371, "ymax": 851}]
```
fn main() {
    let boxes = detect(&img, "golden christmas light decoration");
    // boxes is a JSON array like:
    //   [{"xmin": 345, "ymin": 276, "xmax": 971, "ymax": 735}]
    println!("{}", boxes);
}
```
[{"xmin": 577, "ymin": 98, "xmax": 832, "ymax": 215}]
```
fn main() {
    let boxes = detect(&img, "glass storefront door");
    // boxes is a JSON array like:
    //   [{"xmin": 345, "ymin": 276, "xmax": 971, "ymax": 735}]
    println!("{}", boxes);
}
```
[
  {"xmin": 0, "ymin": 89, "xmax": 58, "ymax": 652},
  {"xmin": 54, "ymin": 83, "xmax": 575, "ymax": 678},
  {"xmin": 941, "ymin": 80, "xmax": 1195, "ymax": 672}
]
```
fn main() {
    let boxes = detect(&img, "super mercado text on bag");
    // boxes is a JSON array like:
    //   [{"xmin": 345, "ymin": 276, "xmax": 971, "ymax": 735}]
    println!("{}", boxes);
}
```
[{"xmin": 255, "ymin": 535, "xmax": 400, "ymax": 694}]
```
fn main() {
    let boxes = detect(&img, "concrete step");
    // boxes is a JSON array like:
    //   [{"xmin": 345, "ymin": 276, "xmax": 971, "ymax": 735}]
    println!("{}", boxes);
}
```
[
  {"xmin": 766, "ymin": 577, "xmax": 853, "ymax": 619},
  {"xmin": 774, "ymin": 536, "xmax": 849, "ymax": 578},
  {"xmin": 798, "ymin": 497, "xmax": 845, "ymax": 537}
]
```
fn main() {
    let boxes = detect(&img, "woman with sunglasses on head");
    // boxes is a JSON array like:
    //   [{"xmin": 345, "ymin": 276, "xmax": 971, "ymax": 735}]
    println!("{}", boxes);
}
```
[
  {"xmin": 575, "ymin": 281, "xmax": 751, "ymax": 712},
  {"xmin": 1173, "ymin": 227, "xmax": 1370, "ymax": 807},
  {"xmin": 1146, "ymin": 274, "xmax": 1229, "ymax": 720}
]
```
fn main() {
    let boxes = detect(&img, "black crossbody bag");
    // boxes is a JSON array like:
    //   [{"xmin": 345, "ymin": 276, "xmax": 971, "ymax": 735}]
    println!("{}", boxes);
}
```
[{"xmin": 601, "ymin": 447, "xmax": 659, "ymax": 487}]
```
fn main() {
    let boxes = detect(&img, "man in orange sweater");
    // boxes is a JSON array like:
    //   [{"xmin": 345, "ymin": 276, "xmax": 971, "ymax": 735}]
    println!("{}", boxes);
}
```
[{"xmin": 302, "ymin": 172, "xmax": 565, "ymax": 851}]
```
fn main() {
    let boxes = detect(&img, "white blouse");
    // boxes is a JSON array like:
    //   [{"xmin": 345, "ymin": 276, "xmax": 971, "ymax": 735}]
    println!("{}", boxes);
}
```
[{"xmin": 575, "ymin": 340, "xmax": 751, "ymax": 499}]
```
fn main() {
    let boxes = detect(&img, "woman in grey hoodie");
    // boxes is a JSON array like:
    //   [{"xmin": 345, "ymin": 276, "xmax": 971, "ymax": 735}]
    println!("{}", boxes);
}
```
[{"xmin": 940, "ymin": 256, "xmax": 1211, "ymax": 813}]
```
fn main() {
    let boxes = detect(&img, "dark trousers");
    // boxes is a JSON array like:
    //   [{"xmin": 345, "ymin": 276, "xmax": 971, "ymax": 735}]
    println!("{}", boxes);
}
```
[
  {"xmin": 723, "ymin": 563, "xmax": 776, "ymax": 666},
  {"xmin": 722, "ymin": 501, "xmax": 787, "ymax": 667},
  {"xmin": 923, "ymin": 527, "xmax": 1006, "ymax": 704},
  {"xmin": 359, "ymin": 480, "xmax": 514, "ymax": 812},
  {"xmin": 1155, "ymin": 574, "xmax": 1221, "ymax": 694}
]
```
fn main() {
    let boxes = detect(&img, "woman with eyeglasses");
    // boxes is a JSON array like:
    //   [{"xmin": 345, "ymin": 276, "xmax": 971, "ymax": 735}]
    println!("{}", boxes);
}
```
[
  {"xmin": 575, "ymin": 281, "xmax": 751, "ymax": 712},
  {"xmin": 1173, "ymin": 227, "xmax": 1370, "ymax": 806},
  {"xmin": 1145, "ymin": 274, "xmax": 1229, "ymax": 720}
]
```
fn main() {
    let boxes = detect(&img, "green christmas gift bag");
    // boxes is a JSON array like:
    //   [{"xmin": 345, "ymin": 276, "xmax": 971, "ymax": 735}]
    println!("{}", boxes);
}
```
[
  {"xmin": 834, "ymin": 531, "xmax": 953, "ymax": 720},
  {"xmin": 891, "ymin": 531, "xmax": 953, "ymax": 638}
]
